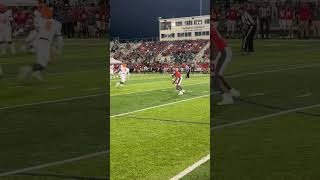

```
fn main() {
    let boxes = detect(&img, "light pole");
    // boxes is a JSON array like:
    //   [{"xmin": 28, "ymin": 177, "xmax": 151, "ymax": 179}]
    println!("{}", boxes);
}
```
[{"xmin": 200, "ymin": 0, "xmax": 202, "ymax": 16}]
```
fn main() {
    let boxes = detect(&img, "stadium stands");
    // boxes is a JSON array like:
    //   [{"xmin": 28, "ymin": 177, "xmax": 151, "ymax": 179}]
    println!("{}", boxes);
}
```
[
  {"xmin": 110, "ymin": 39, "xmax": 210, "ymax": 73},
  {"xmin": 10, "ymin": 0, "xmax": 109, "ymax": 38}
]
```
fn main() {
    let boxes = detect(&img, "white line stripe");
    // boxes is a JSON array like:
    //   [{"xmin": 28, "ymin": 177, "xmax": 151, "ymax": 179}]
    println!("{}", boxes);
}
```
[
  {"xmin": 296, "ymin": 93, "xmax": 312, "ymax": 98},
  {"xmin": 169, "ymin": 154, "xmax": 210, "ymax": 180},
  {"xmin": 248, "ymin": 92, "xmax": 265, "ymax": 97},
  {"xmin": 173, "ymin": 103, "xmax": 320, "ymax": 180},
  {"xmin": 0, "ymin": 151, "xmax": 108, "ymax": 177},
  {"xmin": 111, "ymin": 94, "xmax": 209, "ymax": 118},
  {"xmin": 0, "ymin": 93, "xmax": 107, "ymax": 111},
  {"xmin": 111, "ymin": 82, "xmax": 208, "ymax": 97},
  {"xmin": 0, "ymin": 95, "xmax": 210, "ymax": 176},
  {"xmin": 226, "ymin": 63, "xmax": 320, "ymax": 79},
  {"xmin": 212, "ymin": 103, "xmax": 320, "ymax": 131},
  {"xmin": 83, "ymin": 88, "xmax": 101, "ymax": 91}
]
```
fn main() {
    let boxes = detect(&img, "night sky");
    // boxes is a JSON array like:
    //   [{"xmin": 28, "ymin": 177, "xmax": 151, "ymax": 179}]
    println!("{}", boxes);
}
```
[{"xmin": 110, "ymin": 0, "xmax": 210, "ymax": 39}]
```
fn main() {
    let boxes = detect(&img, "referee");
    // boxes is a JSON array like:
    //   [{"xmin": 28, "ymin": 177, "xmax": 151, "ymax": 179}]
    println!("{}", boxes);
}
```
[{"xmin": 240, "ymin": 7, "xmax": 257, "ymax": 55}]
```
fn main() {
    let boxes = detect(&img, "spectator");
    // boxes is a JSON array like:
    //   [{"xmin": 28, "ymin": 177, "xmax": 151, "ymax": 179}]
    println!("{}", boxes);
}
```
[
  {"xmin": 285, "ymin": 6, "xmax": 295, "ymax": 39},
  {"xmin": 279, "ymin": 6, "xmax": 286, "ymax": 38},
  {"xmin": 299, "ymin": 3, "xmax": 312, "ymax": 39},
  {"xmin": 312, "ymin": 4, "xmax": 320, "ymax": 38}
]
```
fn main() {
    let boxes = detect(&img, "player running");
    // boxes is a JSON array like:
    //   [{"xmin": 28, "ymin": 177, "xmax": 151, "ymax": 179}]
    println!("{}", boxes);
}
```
[
  {"xmin": 116, "ymin": 63, "xmax": 127, "ymax": 87},
  {"xmin": 172, "ymin": 67, "xmax": 185, "ymax": 95},
  {"xmin": 211, "ymin": 22, "xmax": 240, "ymax": 105},
  {"xmin": 19, "ymin": 6, "xmax": 63, "ymax": 81},
  {"xmin": 0, "ymin": 4, "xmax": 16, "ymax": 55}
]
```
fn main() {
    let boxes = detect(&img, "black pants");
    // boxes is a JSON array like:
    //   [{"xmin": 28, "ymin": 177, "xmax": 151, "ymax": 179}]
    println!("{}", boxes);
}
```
[
  {"xmin": 242, "ymin": 25, "xmax": 257, "ymax": 53},
  {"xmin": 260, "ymin": 18, "xmax": 270, "ymax": 39}
]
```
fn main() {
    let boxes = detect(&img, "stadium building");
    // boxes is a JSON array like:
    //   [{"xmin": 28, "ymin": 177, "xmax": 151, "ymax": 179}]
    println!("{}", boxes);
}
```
[{"xmin": 159, "ymin": 15, "xmax": 210, "ymax": 41}]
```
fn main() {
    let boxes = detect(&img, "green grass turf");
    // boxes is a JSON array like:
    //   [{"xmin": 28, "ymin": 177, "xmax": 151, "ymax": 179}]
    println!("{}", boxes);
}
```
[
  {"xmin": 181, "ymin": 161, "xmax": 210, "ymax": 180},
  {"xmin": 186, "ymin": 39, "xmax": 320, "ymax": 179},
  {"xmin": 0, "ymin": 39, "xmax": 108, "ymax": 179},
  {"xmin": 110, "ymin": 74, "xmax": 210, "ymax": 179}
]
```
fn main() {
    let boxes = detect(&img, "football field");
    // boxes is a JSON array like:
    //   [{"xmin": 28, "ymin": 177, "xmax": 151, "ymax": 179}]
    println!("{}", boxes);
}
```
[
  {"xmin": 185, "ymin": 39, "xmax": 320, "ymax": 180},
  {"xmin": 0, "ymin": 39, "xmax": 108, "ymax": 179},
  {"xmin": 110, "ymin": 73, "xmax": 210, "ymax": 179}
]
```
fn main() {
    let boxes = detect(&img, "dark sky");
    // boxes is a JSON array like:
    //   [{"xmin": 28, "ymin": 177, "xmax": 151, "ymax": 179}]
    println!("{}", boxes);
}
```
[{"xmin": 110, "ymin": 0, "xmax": 210, "ymax": 39}]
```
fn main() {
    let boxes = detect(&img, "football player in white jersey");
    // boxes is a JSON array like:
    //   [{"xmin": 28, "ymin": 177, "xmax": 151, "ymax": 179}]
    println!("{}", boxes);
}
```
[
  {"xmin": 126, "ymin": 65, "xmax": 130, "ymax": 81},
  {"xmin": 21, "ymin": 24, "xmax": 38, "ymax": 53},
  {"xmin": 50, "ymin": 19, "xmax": 63, "ymax": 57},
  {"xmin": 116, "ymin": 64, "xmax": 127, "ymax": 87},
  {"xmin": 0, "ymin": 4, "xmax": 16, "ymax": 55},
  {"xmin": 19, "ymin": 6, "xmax": 63, "ymax": 81},
  {"xmin": 110, "ymin": 64, "xmax": 114, "ymax": 79}
]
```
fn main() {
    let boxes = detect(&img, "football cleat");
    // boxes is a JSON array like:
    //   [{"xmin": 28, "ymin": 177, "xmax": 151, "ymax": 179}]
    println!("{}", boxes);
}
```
[
  {"xmin": 217, "ymin": 93, "xmax": 234, "ymax": 105},
  {"xmin": 178, "ymin": 91, "xmax": 184, "ymax": 95}
]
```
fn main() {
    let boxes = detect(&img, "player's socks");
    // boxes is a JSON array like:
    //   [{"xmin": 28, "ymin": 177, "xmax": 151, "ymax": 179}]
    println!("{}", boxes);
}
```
[
  {"xmin": 9, "ymin": 42, "xmax": 16, "ymax": 55},
  {"xmin": 1, "ymin": 46, "xmax": 6, "ymax": 55}
]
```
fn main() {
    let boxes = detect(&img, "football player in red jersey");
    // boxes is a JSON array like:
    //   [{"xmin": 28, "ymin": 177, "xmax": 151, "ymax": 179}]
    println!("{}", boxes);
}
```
[
  {"xmin": 285, "ymin": 6, "xmax": 294, "ymax": 38},
  {"xmin": 226, "ymin": 6, "xmax": 238, "ymax": 38},
  {"xmin": 211, "ymin": 7, "xmax": 221, "ymax": 27},
  {"xmin": 211, "ymin": 21, "xmax": 240, "ymax": 105},
  {"xmin": 172, "ymin": 67, "xmax": 185, "ymax": 95}
]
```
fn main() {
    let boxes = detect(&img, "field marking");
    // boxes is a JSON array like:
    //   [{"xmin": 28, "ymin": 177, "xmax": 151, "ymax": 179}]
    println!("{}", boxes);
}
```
[
  {"xmin": 174, "ymin": 103, "xmax": 320, "ymax": 179},
  {"xmin": 226, "ymin": 63, "xmax": 320, "ymax": 79},
  {"xmin": 83, "ymin": 88, "xmax": 101, "ymax": 91},
  {"xmin": 111, "ymin": 82, "xmax": 208, "ymax": 97},
  {"xmin": 0, "ymin": 151, "xmax": 108, "ymax": 177},
  {"xmin": 169, "ymin": 154, "xmax": 210, "ymax": 180},
  {"xmin": 47, "ymin": 87, "xmax": 63, "ymax": 90},
  {"xmin": 296, "ymin": 93, "xmax": 312, "ymax": 98},
  {"xmin": 0, "ymin": 93, "xmax": 107, "ymax": 111},
  {"xmin": 212, "ymin": 103, "xmax": 320, "ymax": 131},
  {"xmin": 111, "ymin": 94, "xmax": 209, "ymax": 118},
  {"xmin": 248, "ymin": 92, "xmax": 265, "ymax": 97},
  {"xmin": 0, "ymin": 95, "xmax": 209, "ymax": 177}
]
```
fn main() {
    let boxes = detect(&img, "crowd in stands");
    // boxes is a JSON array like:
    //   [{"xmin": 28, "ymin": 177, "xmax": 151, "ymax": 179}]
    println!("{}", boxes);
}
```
[
  {"xmin": 10, "ymin": 0, "xmax": 110, "ymax": 38},
  {"xmin": 213, "ymin": 0, "xmax": 320, "ymax": 39},
  {"xmin": 113, "ymin": 62, "xmax": 209, "ymax": 74},
  {"xmin": 111, "ymin": 39, "xmax": 210, "ymax": 73}
]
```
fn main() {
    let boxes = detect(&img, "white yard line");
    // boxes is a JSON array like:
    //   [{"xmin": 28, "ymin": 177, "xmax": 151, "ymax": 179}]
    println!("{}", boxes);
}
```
[
  {"xmin": 172, "ymin": 103, "xmax": 320, "ymax": 179},
  {"xmin": 226, "ymin": 63, "xmax": 320, "ymax": 79},
  {"xmin": 0, "ymin": 151, "xmax": 108, "ymax": 177},
  {"xmin": 211, "ymin": 103, "xmax": 320, "ymax": 131},
  {"xmin": 111, "ymin": 94, "xmax": 209, "ymax": 118},
  {"xmin": 0, "ymin": 93, "xmax": 107, "ymax": 111},
  {"xmin": 169, "ymin": 154, "xmax": 210, "ymax": 180},
  {"xmin": 111, "ymin": 82, "xmax": 208, "ymax": 97},
  {"xmin": 0, "ymin": 95, "xmax": 209, "ymax": 176},
  {"xmin": 248, "ymin": 92, "xmax": 265, "ymax": 97},
  {"xmin": 296, "ymin": 93, "xmax": 313, "ymax": 98}
]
